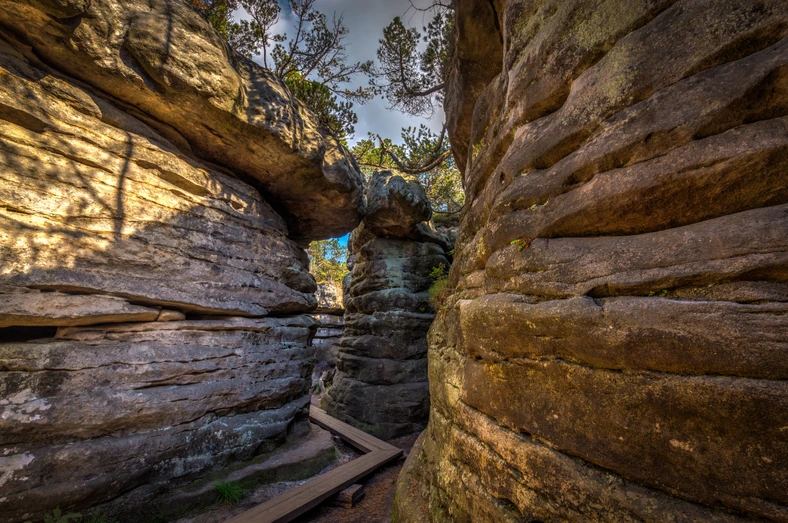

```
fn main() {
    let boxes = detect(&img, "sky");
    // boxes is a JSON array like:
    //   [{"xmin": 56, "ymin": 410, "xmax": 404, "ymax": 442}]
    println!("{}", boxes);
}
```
[{"xmin": 236, "ymin": 0, "xmax": 446, "ymax": 147}]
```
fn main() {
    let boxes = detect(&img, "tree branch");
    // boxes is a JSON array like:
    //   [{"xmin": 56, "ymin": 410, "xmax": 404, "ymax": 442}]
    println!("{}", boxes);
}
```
[
  {"xmin": 407, "ymin": 0, "xmax": 453, "ymax": 13},
  {"xmin": 374, "ymin": 134, "xmax": 453, "ymax": 174}
]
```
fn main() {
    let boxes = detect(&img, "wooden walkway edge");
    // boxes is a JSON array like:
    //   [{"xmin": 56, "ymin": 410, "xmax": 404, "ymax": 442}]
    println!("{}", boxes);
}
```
[{"xmin": 224, "ymin": 406, "xmax": 403, "ymax": 523}]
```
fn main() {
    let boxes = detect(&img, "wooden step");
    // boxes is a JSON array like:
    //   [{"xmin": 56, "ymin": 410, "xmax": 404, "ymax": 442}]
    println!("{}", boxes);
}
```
[{"xmin": 330, "ymin": 483, "xmax": 365, "ymax": 508}]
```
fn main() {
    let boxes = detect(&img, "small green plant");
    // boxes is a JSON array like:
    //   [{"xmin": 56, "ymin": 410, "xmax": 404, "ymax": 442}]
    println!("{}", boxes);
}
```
[
  {"xmin": 428, "ymin": 264, "xmax": 451, "ymax": 311},
  {"xmin": 215, "ymin": 480, "xmax": 245, "ymax": 505},
  {"xmin": 429, "ymin": 263, "xmax": 447, "ymax": 281},
  {"xmin": 44, "ymin": 508, "xmax": 82, "ymax": 523},
  {"xmin": 510, "ymin": 238, "xmax": 532, "ymax": 251},
  {"xmin": 648, "ymin": 289, "xmax": 670, "ymax": 297}
]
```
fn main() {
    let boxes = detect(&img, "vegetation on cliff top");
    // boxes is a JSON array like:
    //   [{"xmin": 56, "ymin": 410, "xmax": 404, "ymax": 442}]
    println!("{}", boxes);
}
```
[{"xmin": 190, "ymin": 0, "xmax": 463, "ymax": 287}]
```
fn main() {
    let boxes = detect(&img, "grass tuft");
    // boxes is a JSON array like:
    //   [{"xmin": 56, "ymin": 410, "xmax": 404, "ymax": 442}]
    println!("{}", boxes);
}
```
[{"xmin": 215, "ymin": 480, "xmax": 246, "ymax": 505}]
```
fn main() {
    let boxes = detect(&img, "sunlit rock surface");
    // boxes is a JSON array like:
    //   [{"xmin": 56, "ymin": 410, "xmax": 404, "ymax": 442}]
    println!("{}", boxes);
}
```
[
  {"xmin": 323, "ymin": 171, "xmax": 452, "ymax": 439},
  {"xmin": 395, "ymin": 1, "xmax": 788, "ymax": 521},
  {"xmin": 0, "ymin": 0, "xmax": 363, "ymax": 519},
  {"xmin": 315, "ymin": 281, "xmax": 344, "ymax": 313},
  {"xmin": 0, "ymin": 0, "xmax": 364, "ymax": 241}
]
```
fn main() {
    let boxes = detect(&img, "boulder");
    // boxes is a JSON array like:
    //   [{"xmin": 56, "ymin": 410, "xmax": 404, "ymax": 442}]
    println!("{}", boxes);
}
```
[
  {"xmin": 0, "ymin": 0, "xmax": 364, "ymax": 519},
  {"xmin": 0, "ymin": 36, "xmax": 317, "ymax": 315},
  {"xmin": 364, "ymin": 170, "xmax": 431, "ymax": 237},
  {"xmin": 395, "ymin": 1, "xmax": 788, "ymax": 521},
  {"xmin": 315, "ymin": 281, "xmax": 344, "ymax": 313}
]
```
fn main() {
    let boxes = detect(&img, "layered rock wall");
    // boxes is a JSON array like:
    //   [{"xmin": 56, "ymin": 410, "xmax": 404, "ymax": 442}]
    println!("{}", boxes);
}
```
[
  {"xmin": 0, "ymin": 0, "xmax": 363, "ymax": 519},
  {"xmin": 396, "ymin": 1, "xmax": 788, "ymax": 521},
  {"xmin": 311, "ymin": 282, "xmax": 345, "ymax": 395},
  {"xmin": 324, "ymin": 171, "xmax": 451, "ymax": 439}
]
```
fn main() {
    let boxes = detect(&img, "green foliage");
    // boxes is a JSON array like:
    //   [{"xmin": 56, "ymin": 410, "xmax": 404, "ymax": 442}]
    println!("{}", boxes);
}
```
[
  {"xmin": 367, "ymin": 11, "xmax": 455, "ymax": 117},
  {"xmin": 510, "ymin": 238, "xmax": 532, "ymax": 251},
  {"xmin": 192, "ymin": 0, "xmax": 373, "ymax": 141},
  {"xmin": 285, "ymin": 72, "xmax": 358, "ymax": 140},
  {"xmin": 428, "ymin": 277, "xmax": 450, "ymax": 312},
  {"xmin": 43, "ymin": 508, "xmax": 82, "ymax": 523},
  {"xmin": 215, "ymin": 480, "xmax": 246, "ymax": 505},
  {"xmin": 428, "ymin": 263, "xmax": 450, "ymax": 311},
  {"xmin": 430, "ymin": 263, "xmax": 447, "ymax": 281},
  {"xmin": 308, "ymin": 238, "xmax": 347, "ymax": 285}
]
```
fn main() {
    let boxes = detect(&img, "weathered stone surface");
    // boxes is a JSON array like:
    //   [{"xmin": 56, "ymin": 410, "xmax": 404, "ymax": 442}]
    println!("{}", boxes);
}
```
[
  {"xmin": 161, "ymin": 423, "xmax": 338, "ymax": 520},
  {"xmin": 157, "ymin": 309, "xmax": 186, "ymax": 322},
  {"xmin": 315, "ymin": 281, "xmax": 344, "ymax": 313},
  {"xmin": 364, "ymin": 170, "xmax": 431, "ymax": 237},
  {"xmin": 324, "ymin": 171, "xmax": 451, "ymax": 439},
  {"xmin": 0, "ymin": 0, "xmax": 364, "ymax": 519},
  {"xmin": 0, "ymin": 286, "xmax": 159, "ymax": 327},
  {"xmin": 0, "ymin": 316, "xmax": 316, "ymax": 521},
  {"xmin": 396, "ymin": 1, "xmax": 788, "ymax": 521},
  {"xmin": 309, "ymin": 311, "xmax": 344, "ymax": 396},
  {"xmin": 0, "ymin": 37, "xmax": 317, "ymax": 315},
  {"xmin": 0, "ymin": 0, "xmax": 364, "ymax": 241}
]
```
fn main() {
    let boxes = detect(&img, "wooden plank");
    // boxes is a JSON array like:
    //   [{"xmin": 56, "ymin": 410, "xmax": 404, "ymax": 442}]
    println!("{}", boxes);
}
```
[
  {"xmin": 224, "ymin": 448, "xmax": 402, "ymax": 523},
  {"xmin": 309, "ymin": 406, "xmax": 398, "ymax": 453}
]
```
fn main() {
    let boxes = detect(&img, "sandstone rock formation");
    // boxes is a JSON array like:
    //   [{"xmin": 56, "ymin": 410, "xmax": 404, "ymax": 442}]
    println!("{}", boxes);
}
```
[
  {"xmin": 310, "ymin": 282, "xmax": 345, "ymax": 397},
  {"xmin": 395, "ymin": 1, "xmax": 788, "ymax": 521},
  {"xmin": 315, "ymin": 281, "xmax": 344, "ymax": 313},
  {"xmin": 0, "ymin": 0, "xmax": 363, "ymax": 519},
  {"xmin": 1, "ymin": 317, "xmax": 317, "ymax": 522},
  {"xmin": 0, "ymin": 0, "xmax": 364, "ymax": 242},
  {"xmin": 324, "ymin": 171, "xmax": 451, "ymax": 439},
  {"xmin": 310, "ymin": 311, "xmax": 344, "ymax": 394}
]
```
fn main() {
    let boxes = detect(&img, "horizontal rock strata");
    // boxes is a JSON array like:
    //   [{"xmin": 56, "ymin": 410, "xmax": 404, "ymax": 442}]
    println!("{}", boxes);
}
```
[
  {"xmin": 324, "ymin": 171, "xmax": 451, "ymax": 439},
  {"xmin": 0, "ymin": 316, "xmax": 317, "ymax": 522},
  {"xmin": 0, "ymin": 0, "xmax": 364, "ymax": 241},
  {"xmin": 0, "ymin": 0, "xmax": 363, "ymax": 519},
  {"xmin": 310, "ymin": 311, "xmax": 344, "ymax": 395},
  {"xmin": 395, "ymin": 1, "xmax": 788, "ymax": 521},
  {"xmin": 0, "ymin": 37, "xmax": 320, "ymax": 315}
]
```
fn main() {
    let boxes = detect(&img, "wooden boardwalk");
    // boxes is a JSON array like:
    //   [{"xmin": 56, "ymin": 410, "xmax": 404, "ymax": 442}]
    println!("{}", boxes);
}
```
[{"xmin": 224, "ymin": 406, "xmax": 403, "ymax": 523}]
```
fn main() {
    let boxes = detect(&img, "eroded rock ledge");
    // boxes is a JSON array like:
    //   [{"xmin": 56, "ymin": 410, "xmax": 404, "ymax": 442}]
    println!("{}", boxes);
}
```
[
  {"xmin": 395, "ymin": 0, "xmax": 788, "ymax": 521},
  {"xmin": 0, "ymin": 0, "xmax": 364, "ymax": 241}
]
